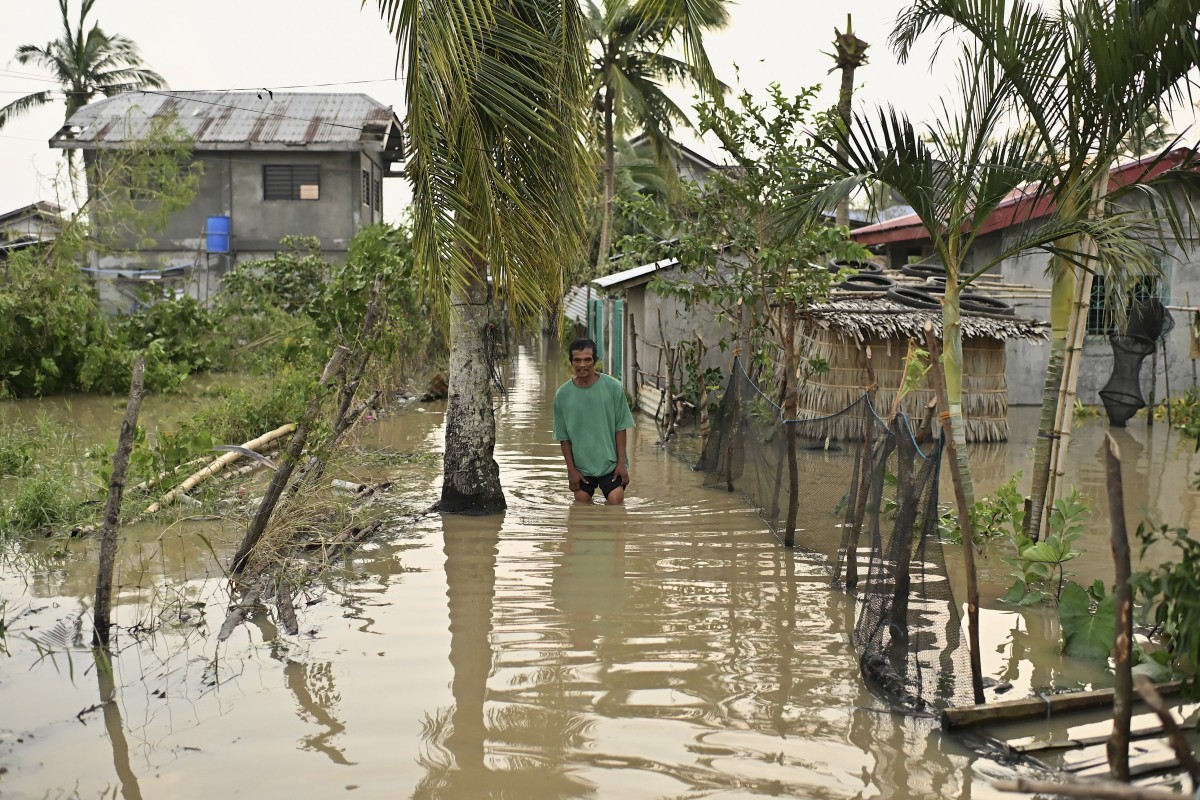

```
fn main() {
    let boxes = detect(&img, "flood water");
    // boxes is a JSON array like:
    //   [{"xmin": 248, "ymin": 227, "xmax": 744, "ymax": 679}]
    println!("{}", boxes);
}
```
[{"xmin": 1, "ymin": 341, "xmax": 1197, "ymax": 799}]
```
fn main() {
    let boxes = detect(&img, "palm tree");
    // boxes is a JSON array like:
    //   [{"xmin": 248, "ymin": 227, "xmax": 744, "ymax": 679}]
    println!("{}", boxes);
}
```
[
  {"xmin": 0, "ymin": 0, "xmax": 165, "ymax": 130},
  {"xmin": 786, "ymin": 32, "xmax": 1172, "ymax": 703},
  {"xmin": 827, "ymin": 14, "xmax": 869, "ymax": 228},
  {"xmin": 891, "ymin": 0, "xmax": 1200, "ymax": 537},
  {"xmin": 373, "ymin": 0, "xmax": 593, "ymax": 513},
  {"xmin": 586, "ymin": 0, "xmax": 729, "ymax": 275}
]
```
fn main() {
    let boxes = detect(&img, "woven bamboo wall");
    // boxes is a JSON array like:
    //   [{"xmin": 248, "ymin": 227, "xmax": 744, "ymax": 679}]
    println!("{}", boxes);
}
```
[{"xmin": 791, "ymin": 325, "xmax": 1010, "ymax": 442}]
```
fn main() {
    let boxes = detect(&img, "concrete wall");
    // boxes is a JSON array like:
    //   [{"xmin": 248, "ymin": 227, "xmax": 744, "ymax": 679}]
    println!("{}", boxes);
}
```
[
  {"xmin": 83, "ymin": 147, "xmax": 389, "ymax": 308},
  {"xmin": 874, "ymin": 185, "xmax": 1200, "ymax": 406}
]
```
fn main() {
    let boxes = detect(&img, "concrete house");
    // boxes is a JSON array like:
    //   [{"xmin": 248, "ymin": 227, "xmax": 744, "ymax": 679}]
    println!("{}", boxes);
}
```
[
  {"xmin": 0, "ymin": 201, "xmax": 64, "ymax": 260},
  {"xmin": 849, "ymin": 149, "xmax": 1200, "ymax": 407},
  {"xmin": 49, "ymin": 91, "xmax": 403, "ymax": 308}
]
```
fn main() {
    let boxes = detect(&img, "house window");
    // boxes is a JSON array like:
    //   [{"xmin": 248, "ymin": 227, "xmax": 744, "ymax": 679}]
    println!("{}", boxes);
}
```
[
  {"xmin": 1085, "ymin": 273, "xmax": 1161, "ymax": 336},
  {"xmin": 373, "ymin": 179, "xmax": 382, "ymax": 212},
  {"xmin": 263, "ymin": 165, "xmax": 320, "ymax": 201},
  {"xmin": 362, "ymin": 170, "xmax": 371, "ymax": 207}
]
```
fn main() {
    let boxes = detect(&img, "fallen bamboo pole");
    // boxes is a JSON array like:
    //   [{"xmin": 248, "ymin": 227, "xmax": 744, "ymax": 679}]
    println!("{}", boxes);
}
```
[
  {"xmin": 141, "ymin": 423, "xmax": 296, "ymax": 516},
  {"xmin": 93, "ymin": 356, "xmax": 145, "ymax": 649},
  {"xmin": 231, "ymin": 346, "xmax": 350, "ymax": 574}
]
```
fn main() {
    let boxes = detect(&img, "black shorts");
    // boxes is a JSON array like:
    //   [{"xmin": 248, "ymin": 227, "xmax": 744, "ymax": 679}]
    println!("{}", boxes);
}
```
[{"xmin": 579, "ymin": 471, "xmax": 626, "ymax": 498}]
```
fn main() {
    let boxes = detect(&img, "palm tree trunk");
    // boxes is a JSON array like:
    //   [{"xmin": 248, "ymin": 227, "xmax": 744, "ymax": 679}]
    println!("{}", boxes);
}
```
[
  {"xmin": 940, "ymin": 282, "xmax": 976, "ymax": 510},
  {"xmin": 595, "ymin": 88, "xmax": 616, "ymax": 275},
  {"xmin": 438, "ymin": 257, "xmax": 506, "ymax": 514}
]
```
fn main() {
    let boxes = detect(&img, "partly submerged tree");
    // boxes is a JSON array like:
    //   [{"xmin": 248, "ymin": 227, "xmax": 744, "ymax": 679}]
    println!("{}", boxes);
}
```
[
  {"xmin": 0, "ymin": 0, "xmax": 165, "ymax": 131},
  {"xmin": 891, "ymin": 0, "xmax": 1200, "ymax": 537},
  {"xmin": 374, "ymin": 0, "xmax": 593, "ymax": 513},
  {"xmin": 586, "ymin": 0, "xmax": 729, "ymax": 275},
  {"xmin": 785, "ymin": 24, "xmax": 1172, "ymax": 546}
]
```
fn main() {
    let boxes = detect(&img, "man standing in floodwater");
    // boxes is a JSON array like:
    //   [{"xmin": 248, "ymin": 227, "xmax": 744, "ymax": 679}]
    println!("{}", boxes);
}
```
[{"xmin": 553, "ymin": 337, "xmax": 634, "ymax": 505}]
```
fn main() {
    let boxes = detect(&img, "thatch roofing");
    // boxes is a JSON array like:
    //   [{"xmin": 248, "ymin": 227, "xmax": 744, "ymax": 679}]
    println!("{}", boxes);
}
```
[{"xmin": 805, "ymin": 292, "xmax": 1048, "ymax": 342}]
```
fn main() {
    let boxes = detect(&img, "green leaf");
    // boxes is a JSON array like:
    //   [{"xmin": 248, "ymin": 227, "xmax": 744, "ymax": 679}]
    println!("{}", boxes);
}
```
[{"xmin": 1060, "ymin": 582, "xmax": 1116, "ymax": 660}]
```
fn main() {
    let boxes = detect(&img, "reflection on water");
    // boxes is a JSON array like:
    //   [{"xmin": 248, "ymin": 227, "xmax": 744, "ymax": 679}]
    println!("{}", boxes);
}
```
[{"xmin": 2, "ymin": 343, "xmax": 1195, "ymax": 798}]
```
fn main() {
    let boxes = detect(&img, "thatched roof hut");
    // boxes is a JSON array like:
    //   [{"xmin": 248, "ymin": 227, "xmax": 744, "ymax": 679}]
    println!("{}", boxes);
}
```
[{"xmin": 792, "ymin": 292, "xmax": 1048, "ymax": 443}]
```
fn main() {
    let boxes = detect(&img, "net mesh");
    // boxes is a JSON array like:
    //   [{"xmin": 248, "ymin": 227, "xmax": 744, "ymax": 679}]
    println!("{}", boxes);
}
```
[
  {"xmin": 697, "ymin": 357, "xmax": 976, "ymax": 710},
  {"xmin": 1100, "ymin": 299, "xmax": 1175, "ymax": 427}
]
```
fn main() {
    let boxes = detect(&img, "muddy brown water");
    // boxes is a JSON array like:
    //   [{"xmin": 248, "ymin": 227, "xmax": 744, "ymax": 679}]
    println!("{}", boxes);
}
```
[{"xmin": 1, "ymin": 341, "xmax": 1197, "ymax": 799}]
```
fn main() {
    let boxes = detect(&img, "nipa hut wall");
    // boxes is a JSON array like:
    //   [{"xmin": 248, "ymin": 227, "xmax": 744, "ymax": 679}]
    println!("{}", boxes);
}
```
[{"xmin": 790, "ymin": 324, "xmax": 1009, "ymax": 443}]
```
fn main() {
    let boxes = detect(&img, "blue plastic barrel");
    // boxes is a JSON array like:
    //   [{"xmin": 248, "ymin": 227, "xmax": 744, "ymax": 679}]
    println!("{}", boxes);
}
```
[{"xmin": 206, "ymin": 215, "xmax": 231, "ymax": 253}]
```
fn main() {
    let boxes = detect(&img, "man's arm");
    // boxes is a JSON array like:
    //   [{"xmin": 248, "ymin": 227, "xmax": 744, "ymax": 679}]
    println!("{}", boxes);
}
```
[
  {"xmin": 560, "ymin": 440, "xmax": 583, "ymax": 491},
  {"xmin": 614, "ymin": 429, "xmax": 629, "ymax": 485}
]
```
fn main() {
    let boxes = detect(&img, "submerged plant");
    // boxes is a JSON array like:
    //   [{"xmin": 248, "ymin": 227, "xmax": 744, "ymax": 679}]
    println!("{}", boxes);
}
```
[
  {"xmin": 1131, "ymin": 523, "xmax": 1200, "ymax": 695},
  {"xmin": 1002, "ymin": 488, "xmax": 1088, "ymax": 605}
]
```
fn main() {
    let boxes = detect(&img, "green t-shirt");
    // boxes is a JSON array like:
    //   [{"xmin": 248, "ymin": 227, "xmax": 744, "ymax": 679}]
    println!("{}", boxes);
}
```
[{"xmin": 553, "ymin": 373, "xmax": 635, "ymax": 477}]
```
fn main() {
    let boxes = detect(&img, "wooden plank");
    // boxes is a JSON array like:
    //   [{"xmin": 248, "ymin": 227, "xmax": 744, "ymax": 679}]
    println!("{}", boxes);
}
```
[
  {"xmin": 1009, "ymin": 705, "xmax": 1199, "ymax": 753},
  {"xmin": 941, "ymin": 681, "xmax": 1183, "ymax": 729},
  {"xmin": 1064, "ymin": 737, "xmax": 1176, "ymax": 774}
]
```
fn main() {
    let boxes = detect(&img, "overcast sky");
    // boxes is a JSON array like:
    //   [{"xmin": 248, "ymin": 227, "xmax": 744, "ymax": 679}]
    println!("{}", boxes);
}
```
[{"xmin": 2, "ymin": 0, "xmax": 1196, "ymax": 220}]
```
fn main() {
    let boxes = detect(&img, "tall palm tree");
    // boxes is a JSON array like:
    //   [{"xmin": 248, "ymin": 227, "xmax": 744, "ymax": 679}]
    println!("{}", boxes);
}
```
[
  {"xmin": 587, "ymin": 0, "xmax": 729, "ymax": 274},
  {"xmin": 0, "ymin": 0, "xmax": 165, "ymax": 129},
  {"xmin": 373, "ymin": 0, "xmax": 593, "ymax": 513},
  {"xmin": 785, "ymin": 34, "xmax": 1171, "ymax": 703},
  {"xmin": 891, "ymin": 0, "xmax": 1200, "ymax": 537}
]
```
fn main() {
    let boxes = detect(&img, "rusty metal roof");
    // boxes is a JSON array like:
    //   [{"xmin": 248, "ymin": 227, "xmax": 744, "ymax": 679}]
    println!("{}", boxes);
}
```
[{"xmin": 50, "ymin": 91, "xmax": 403, "ymax": 160}]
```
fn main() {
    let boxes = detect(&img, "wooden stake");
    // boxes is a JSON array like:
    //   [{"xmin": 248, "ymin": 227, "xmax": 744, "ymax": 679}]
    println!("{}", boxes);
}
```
[
  {"xmin": 1133, "ymin": 674, "xmax": 1200, "ymax": 788},
  {"xmin": 231, "ymin": 346, "xmax": 350, "ymax": 574},
  {"xmin": 93, "ymin": 356, "xmax": 145, "ymax": 649},
  {"xmin": 1106, "ymin": 433, "xmax": 1133, "ymax": 782},
  {"xmin": 923, "ymin": 322, "xmax": 985, "ymax": 704}
]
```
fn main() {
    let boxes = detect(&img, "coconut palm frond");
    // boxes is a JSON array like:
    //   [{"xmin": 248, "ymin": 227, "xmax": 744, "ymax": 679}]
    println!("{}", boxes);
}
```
[{"xmin": 377, "ymin": 0, "xmax": 593, "ymax": 321}]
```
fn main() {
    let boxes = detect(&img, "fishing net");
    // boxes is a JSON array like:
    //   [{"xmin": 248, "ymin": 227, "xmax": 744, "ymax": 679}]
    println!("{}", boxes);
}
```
[
  {"xmin": 697, "ymin": 357, "xmax": 976, "ymax": 710},
  {"xmin": 1099, "ymin": 299, "xmax": 1174, "ymax": 427}
]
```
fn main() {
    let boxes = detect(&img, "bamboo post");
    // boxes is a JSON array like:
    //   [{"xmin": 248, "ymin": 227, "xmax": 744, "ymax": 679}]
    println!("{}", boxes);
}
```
[
  {"xmin": 923, "ymin": 322, "xmax": 985, "ymax": 704},
  {"xmin": 93, "ymin": 356, "xmax": 145, "ymax": 649},
  {"xmin": 844, "ymin": 346, "xmax": 877, "ymax": 589},
  {"xmin": 231, "ymin": 346, "xmax": 350, "ymax": 574},
  {"xmin": 1147, "ymin": 347, "xmax": 1157, "ymax": 428},
  {"xmin": 782, "ymin": 304, "xmax": 801, "ymax": 547},
  {"xmin": 1105, "ymin": 433, "xmax": 1133, "ymax": 782}
]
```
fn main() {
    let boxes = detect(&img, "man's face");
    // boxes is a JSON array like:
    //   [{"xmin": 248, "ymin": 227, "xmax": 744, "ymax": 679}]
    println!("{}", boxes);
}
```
[{"xmin": 570, "ymin": 348, "xmax": 597, "ymax": 381}]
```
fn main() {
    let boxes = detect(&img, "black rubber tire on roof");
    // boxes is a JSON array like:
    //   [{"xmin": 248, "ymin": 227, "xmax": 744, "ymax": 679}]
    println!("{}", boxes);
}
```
[
  {"xmin": 960, "ymin": 292, "xmax": 1014, "ymax": 316},
  {"xmin": 901, "ymin": 263, "xmax": 946, "ymax": 279},
  {"xmin": 838, "ymin": 273, "xmax": 895, "ymax": 291},
  {"xmin": 828, "ymin": 258, "xmax": 882, "ymax": 275},
  {"xmin": 886, "ymin": 285, "xmax": 942, "ymax": 310}
]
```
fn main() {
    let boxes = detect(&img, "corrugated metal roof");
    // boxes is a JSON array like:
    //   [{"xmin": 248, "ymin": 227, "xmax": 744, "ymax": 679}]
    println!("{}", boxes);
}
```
[
  {"xmin": 51, "ymin": 91, "xmax": 401, "ymax": 152},
  {"xmin": 562, "ymin": 285, "xmax": 591, "ymax": 326},
  {"xmin": 592, "ymin": 257, "xmax": 678, "ymax": 290}
]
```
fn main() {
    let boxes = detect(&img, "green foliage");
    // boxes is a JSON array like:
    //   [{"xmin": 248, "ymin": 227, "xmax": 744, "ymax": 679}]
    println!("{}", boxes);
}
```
[
  {"xmin": 1002, "ymin": 488, "xmax": 1088, "ymax": 605},
  {"xmin": 1154, "ymin": 387, "xmax": 1200, "ymax": 440},
  {"xmin": 1, "ymin": 469, "xmax": 82, "ymax": 533},
  {"xmin": 1073, "ymin": 399, "xmax": 1101, "ymax": 421},
  {"xmin": 1059, "ymin": 580, "xmax": 1117, "ymax": 660},
  {"xmin": 939, "ymin": 473, "xmax": 1026, "ymax": 543},
  {"xmin": 0, "ymin": 423, "xmax": 37, "ymax": 477},
  {"xmin": 616, "ymin": 84, "xmax": 870, "ymax": 366},
  {"xmin": 1131, "ymin": 523, "xmax": 1200, "ymax": 694},
  {"xmin": 220, "ymin": 236, "xmax": 328, "ymax": 315},
  {"xmin": 0, "ymin": 246, "xmax": 107, "ymax": 397}
]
